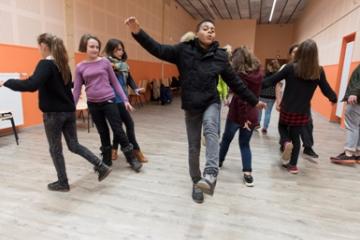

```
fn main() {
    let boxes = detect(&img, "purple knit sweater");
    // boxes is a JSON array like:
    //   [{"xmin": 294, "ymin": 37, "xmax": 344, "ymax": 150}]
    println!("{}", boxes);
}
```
[{"xmin": 73, "ymin": 58, "xmax": 128, "ymax": 104}]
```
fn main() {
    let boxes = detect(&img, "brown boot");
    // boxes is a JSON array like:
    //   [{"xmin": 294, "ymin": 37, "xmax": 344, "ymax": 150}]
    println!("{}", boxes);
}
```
[
  {"xmin": 111, "ymin": 149, "xmax": 118, "ymax": 161},
  {"xmin": 134, "ymin": 149, "xmax": 148, "ymax": 163}
]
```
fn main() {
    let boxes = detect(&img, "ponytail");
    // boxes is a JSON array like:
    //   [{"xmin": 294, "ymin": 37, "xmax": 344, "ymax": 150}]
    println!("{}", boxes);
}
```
[{"xmin": 37, "ymin": 33, "xmax": 71, "ymax": 84}]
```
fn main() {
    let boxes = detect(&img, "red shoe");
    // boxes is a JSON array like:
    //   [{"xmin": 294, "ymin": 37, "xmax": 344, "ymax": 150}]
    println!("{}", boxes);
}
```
[{"xmin": 287, "ymin": 165, "xmax": 299, "ymax": 174}]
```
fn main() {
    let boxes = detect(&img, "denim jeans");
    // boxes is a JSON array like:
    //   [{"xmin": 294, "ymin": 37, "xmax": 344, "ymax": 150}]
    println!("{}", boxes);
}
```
[
  {"xmin": 219, "ymin": 119, "xmax": 253, "ymax": 172},
  {"xmin": 258, "ymin": 97, "xmax": 275, "ymax": 129},
  {"xmin": 185, "ymin": 103, "xmax": 220, "ymax": 183},
  {"xmin": 344, "ymin": 104, "xmax": 360, "ymax": 152}
]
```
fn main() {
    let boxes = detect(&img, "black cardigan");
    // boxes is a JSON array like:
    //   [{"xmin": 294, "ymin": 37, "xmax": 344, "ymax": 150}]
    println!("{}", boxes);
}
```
[{"xmin": 4, "ymin": 59, "xmax": 75, "ymax": 112}]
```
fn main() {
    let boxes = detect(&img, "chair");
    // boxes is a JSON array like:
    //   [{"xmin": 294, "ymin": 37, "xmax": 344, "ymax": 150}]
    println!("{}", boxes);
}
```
[
  {"xmin": 0, "ymin": 111, "xmax": 19, "ymax": 145},
  {"xmin": 76, "ymin": 88, "xmax": 92, "ymax": 133},
  {"xmin": 128, "ymin": 79, "xmax": 149, "ymax": 108}
]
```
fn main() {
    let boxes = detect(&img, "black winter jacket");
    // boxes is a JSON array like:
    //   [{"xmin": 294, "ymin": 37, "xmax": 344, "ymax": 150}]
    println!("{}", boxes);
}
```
[{"xmin": 132, "ymin": 29, "xmax": 258, "ymax": 111}]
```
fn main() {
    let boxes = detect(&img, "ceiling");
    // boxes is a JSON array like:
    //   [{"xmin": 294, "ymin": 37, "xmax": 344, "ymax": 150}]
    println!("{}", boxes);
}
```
[{"xmin": 175, "ymin": 0, "xmax": 307, "ymax": 24}]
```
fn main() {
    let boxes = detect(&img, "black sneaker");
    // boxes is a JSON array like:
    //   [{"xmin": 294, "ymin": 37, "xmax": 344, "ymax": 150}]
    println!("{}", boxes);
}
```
[
  {"xmin": 47, "ymin": 181, "xmax": 70, "ymax": 192},
  {"xmin": 303, "ymin": 147, "xmax": 319, "ymax": 158},
  {"xmin": 243, "ymin": 174, "xmax": 254, "ymax": 187},
  {"xmin": 192, "ymin": 184, "xmax": 204, "ymax": 204},
  {"xmin": 330, "ymin": 152, "xmax": 356, "ymax": 165}
]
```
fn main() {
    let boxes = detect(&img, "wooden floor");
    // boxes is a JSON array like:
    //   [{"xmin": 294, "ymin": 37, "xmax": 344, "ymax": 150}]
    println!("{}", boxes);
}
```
[{"xmin": 0, "ymin": 97, "xmax": 359, "ymax": 240}]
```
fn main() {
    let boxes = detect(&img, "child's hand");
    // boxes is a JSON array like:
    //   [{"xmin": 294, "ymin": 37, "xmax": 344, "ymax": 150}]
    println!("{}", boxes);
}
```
[
  {"xmin": 243, "ymin": 120, "xmax": 251, "ymax": 131},
  {"xmin": 276, "ymin": 103, "xmax": 281, "ymax": 112},
  {"xmin": 256, "ymin": 101, "xmax": 267, "ymax": 110},
  {"xmin": 124, "ymin": 16, "xmax": 141, "ymax": 34},
  {"xmin": 348, "ymin": 95, "xmax": 357, "ymax": 105},
  {"xmin": 135, "ymin": 88, "xmax": 145, "ymax": 95},
  {"xmin": 124, "ymin": 102, "xmax": 135, "ymax": 112}
]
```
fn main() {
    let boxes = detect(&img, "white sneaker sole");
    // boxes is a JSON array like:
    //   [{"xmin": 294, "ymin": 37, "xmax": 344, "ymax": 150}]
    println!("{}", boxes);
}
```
[{"xmin": 243, "ymin": 180, "xmax": 254, "ymax": 187}]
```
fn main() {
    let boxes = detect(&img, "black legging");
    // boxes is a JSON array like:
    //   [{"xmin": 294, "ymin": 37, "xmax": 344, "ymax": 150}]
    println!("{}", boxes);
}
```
[
  {"xmin": 278, "ymin": 123, "xmax": 302, "ymax": 166},
  {"xmin": 112, "ymin": 102, "xmax": 140, "ymax": 150},
  {"xmin": 87, "ymin": 101, "xmax": 132, "ymax": 152}
]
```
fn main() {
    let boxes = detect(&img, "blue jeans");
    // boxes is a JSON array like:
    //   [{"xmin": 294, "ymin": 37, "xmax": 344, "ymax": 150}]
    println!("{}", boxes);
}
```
[
  {"xmin": 219, "ymin": 119, "xmax": 253, "ymax": 172},
  {"xmin": 258, "ymin": 98, "xmax": 275, "ymax": 129}
]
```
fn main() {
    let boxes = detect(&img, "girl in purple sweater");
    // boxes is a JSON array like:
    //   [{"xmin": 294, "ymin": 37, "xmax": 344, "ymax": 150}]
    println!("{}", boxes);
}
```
[{"xmin": 73, "ymin": 34, "xmax": 142, "ymax": 172}]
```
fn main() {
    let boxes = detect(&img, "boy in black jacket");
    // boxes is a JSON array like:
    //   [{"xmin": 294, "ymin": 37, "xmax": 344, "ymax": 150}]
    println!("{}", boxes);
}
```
[{"xmin": 125, "ymin": 17, "xmax": 266, "ymax": 203}]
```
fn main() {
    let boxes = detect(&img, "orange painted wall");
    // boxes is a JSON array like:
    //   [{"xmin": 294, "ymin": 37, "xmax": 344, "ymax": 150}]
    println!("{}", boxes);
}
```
[
  {"xmin": 0, "ymin": 43, "xmax": 43, "ymax": 128},
  {"xmin": 311, "ymin": 62, "xmax": 360, "ymax": 122},
  {"xmin": 215, "ymin": 20, "xmax": 257, "ymax": 50},
  {"xmin": 255, "ymin": 24, "xmax": 295, "ymax": 66}
]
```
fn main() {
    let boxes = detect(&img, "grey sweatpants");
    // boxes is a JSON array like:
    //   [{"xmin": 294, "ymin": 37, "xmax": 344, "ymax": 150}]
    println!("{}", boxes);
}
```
[{"xmin": 344, "ymin": 104, "xmax": 360, "ymax": 152}]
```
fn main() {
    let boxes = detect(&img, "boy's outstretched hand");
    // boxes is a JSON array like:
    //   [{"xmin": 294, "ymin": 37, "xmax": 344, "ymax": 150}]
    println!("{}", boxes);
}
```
[{"xmin": 124, "ymin": 16, "xmax": 141, "ymax": 34}]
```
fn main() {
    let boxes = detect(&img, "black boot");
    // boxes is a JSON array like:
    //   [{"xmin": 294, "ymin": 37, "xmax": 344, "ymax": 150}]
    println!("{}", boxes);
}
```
[
  {"xmin": 94, "ymin": 162, "xmax": 112, "ymax": 181},
  {"xmin": 47, "ymin": 180, "xmax": 70, "ymax": 192},
  {"xmin": 122, "ymin": 145, "xmax": 142, "ymax": 173},
  {"xmin": 100, "ymin": 146, "xmax": 112, "ymax": 166}
]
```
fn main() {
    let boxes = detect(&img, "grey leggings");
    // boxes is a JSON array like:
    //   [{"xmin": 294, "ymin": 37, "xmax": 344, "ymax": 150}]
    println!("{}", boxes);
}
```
[{"xmin": 43, "ymin": 112, "xmax": 101, "ymax": 184}]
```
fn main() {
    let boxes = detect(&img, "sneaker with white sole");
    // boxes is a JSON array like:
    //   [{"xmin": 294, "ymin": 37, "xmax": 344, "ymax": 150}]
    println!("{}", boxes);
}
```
[
  {"xmin": 243, "ymin": 174, "xmax": 254, "ymax": 187},
  {"xmin": 196, "ymin": 174, "xmax": 217, "ymax": 196}
]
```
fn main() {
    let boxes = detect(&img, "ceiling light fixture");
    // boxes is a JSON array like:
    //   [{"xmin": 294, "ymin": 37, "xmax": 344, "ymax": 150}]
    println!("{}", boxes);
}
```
[{"xmin": 269, "ymin": 0, "xmax": 277, "ymax": 22}]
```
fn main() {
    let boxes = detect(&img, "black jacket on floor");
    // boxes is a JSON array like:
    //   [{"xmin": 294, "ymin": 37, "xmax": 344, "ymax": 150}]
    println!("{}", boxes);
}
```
[{"xmin": 132, "ymin": 29, "xmax": 258, "ymax": 111}]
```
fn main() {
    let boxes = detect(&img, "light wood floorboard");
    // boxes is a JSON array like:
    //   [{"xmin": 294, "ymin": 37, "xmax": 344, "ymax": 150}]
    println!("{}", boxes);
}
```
[{"xmin": 0, "ymin": 97, "xmax": 359, "ymax": 240}]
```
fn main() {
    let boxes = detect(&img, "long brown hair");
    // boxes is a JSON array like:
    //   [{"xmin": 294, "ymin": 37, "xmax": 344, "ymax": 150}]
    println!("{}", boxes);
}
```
[
  {"xmin": 231, "ymin": 46, "xmax": 260, "ymax": 75},
  {"xmin": 294, "ymin": 39, "xmax": 321, "ymax": 80},
  {"xmin": 37, "ymin": 33, "xmax": 71, "ymax": 84}
]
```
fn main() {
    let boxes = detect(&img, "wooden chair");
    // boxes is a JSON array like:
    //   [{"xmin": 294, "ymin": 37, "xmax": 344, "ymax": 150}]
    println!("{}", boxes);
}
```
[
  {"xmin": 76, "ymin": 88, "xmax": 92, "ymax": 133},
  {"xmin": 129, "ymin": 79, "xmax": 149, "ymax": 108},
  {"xmin": 0, "ymin": 111, "xmax": 19, "ymax": 145}
]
